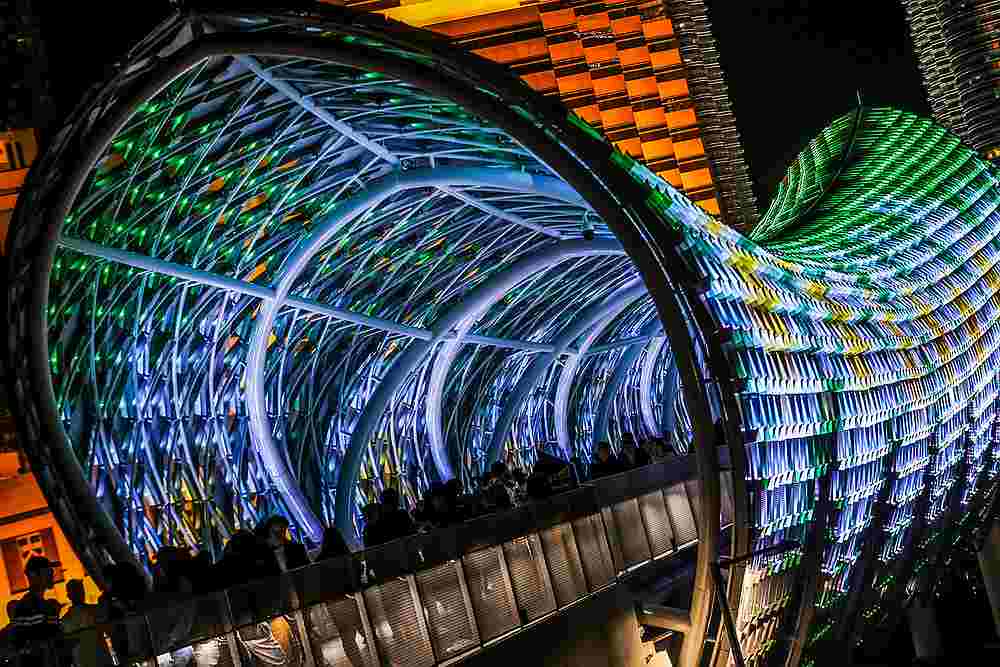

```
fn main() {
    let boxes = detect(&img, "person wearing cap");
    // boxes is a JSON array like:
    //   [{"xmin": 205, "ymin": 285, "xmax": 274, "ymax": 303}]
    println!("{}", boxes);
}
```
[{"xmin": 10, "ymin": 555, "xmax": 64, "ymax": 662}]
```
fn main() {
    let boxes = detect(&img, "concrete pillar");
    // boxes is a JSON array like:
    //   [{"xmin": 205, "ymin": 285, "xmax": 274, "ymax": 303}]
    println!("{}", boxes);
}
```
[
  {"xmin": 907, "ymin": 603, "xmax": 943, "ymax": 662},
  {"xmin": 978, "ymin": 519, "xmax": 1000, "ymax": 637}
]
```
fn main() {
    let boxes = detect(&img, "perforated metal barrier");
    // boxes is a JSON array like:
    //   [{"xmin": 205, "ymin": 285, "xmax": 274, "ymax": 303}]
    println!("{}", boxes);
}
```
[{"xmin": 5, "ymin": 457, "xmax": 736, "ymax": 666}]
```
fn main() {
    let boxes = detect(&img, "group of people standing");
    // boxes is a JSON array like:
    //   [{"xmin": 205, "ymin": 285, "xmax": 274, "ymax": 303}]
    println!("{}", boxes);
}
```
[
  {"xmin": 0, "ymin": 433, "xmax": 667, "ymax": 665},
  {"xmin": 1, "ymin": 515, "xmax": 351, "ymax": 666},
  {"xmin": 359, "ymin": 434, "xmax": 666, "ymax": 549}
]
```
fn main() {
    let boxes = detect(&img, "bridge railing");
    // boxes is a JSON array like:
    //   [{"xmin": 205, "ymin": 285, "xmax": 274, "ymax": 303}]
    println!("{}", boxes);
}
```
[{"xmin": 4, "ymin": 454, "xmax": 735, "ymax": 666}]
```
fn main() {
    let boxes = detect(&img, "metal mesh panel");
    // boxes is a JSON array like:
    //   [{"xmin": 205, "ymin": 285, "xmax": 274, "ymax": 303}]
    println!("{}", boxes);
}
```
[
  {"xmin": 721, "ymin": 470, "xmax": 735, "ymax": 527},
  {"xmin": 462, "ymin": 546, "xmax": 519, "ymax": 642},
  {"xmin": 539, "ymin": 523, "xmax": 589, "ymax": 606},
  {"xmin": 306, "ymin": 595, "xmax": 377, "ymax": 667},
  {"xmin": 600, "ymin": 506, "xmax": 626, "ymax": 572},
  {"xmin": 611, "ymin": 498, "xmax": 652, "ymax": 567},
  {"xmin": 363, "ymin": 577, "xmax": 435, "ymax": 667},
  {"xmin": 666, "ymin": 482, "xmax": 698, "ymax": 546},
  {"xmin": 638, "ymin": 490, "xmax": 675, "ymax": 557},
  {"xmin": 571, "ymin": 513, "xmax": 615, "ymax": 590},
  {"xmin": 502, "ymin": 534, "xmax": 557, "ymax": 623},
  {"xmin": 415, "ymin": 561, "xmax": 481, "ymax": 660}
]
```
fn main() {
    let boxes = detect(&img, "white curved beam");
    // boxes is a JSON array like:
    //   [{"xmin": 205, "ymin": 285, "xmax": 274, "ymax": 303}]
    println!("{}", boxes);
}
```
[
  {"xmin": 592, "ymin": 319, "xmax": 664, "ymax": 444},
  {"xmin": 640, "ymin": 336, "xmax": 669, "ymax": 437},
  {"xmin": 247, "ymin": 166, "xmax": 598, "ymax": 542},
  {"xmin": 57, "ymin": 237, "xmax": 436, "ymax": 340},
  {"xmin": 485, "ymin": 278, "xmax": 648, "ymax": 464},
  {"xmin": 552, "ymin": 312, "xmax": 625, "ymax": 459},
  {"xmin": 439, "ymin": 186, "xmax": 563, "ymax": 238},
  {"xmin": 237, "ymin": 55, "xmax": 399, "ymax": 165},
  {"xmin": 586, "ymin": 334, "xmax": 660, "ymax": 356},
  {"xmin": 661, "ymin": 357, "xmax": 680, "ymax": 444},
  {"xmin": 332, "ymin": 238, "xmax": 625, "ymax": 535}
]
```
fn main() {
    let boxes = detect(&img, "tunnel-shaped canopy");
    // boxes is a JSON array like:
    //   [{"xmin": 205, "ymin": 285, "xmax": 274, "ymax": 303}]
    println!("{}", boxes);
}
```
[
  {"xmin": 5, "ymin": 3, "xmax": 720, "ymax": 571},
  {"xmin": 689, "ymin": 107, "xmax": 1000, "ymax": 661},
  {"xmin": 8, "ymin": 5, "xmax": 1000, "ymax": 666},
  {"xmin": 36, "ymin": 30, "xmax": 711, "ymax": 552}
]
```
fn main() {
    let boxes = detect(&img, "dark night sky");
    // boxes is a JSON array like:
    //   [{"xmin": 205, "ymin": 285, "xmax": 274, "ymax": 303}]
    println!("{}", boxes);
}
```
[
  {"xmin": 708, "ymin": 0, "xmax": 931, "ymax": 205},
  {"xmin": 39, "ymin": 0, "xmax": 930, "ymax": 210}
]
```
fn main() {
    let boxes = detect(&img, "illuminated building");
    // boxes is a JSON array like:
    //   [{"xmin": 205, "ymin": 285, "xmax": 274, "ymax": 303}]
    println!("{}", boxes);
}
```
[
  {"xmin": 0, "ymin": 133, "xmax": 100, "ymax": 626},
  {"xmin": 4, "ymin": 5, "xmax": 1000, "ymax": 665},
  {"xmin": 903, "ymin": 1, "xmax": 1000, "ymax": 160},
  {"xmin": 0, "ymin": 0, "xmax": 99, "ymax": 626},
  {"xmin": 339, "ymin": 0, "xmax": 758, "ymax": 229}
]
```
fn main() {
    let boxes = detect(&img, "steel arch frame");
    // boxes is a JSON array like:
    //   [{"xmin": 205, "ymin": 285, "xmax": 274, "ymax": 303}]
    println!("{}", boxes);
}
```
[
  {"xmin": 485, "ymin": 278, "xmax": 648, "ymax": 464},
  {"xmin": 242, "ymin": 166, "xmax": 604, "ymax": 541},
  {"xmin": 332, "ymin": 239, "xmax": 625, "ymax": 534},
  {"xmin": 4, "ymin": 7, "xmax": 729, "ymax": 664}
]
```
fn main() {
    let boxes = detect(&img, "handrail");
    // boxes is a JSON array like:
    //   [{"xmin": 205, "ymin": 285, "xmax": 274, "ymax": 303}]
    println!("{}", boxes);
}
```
[{"xmin": 0, "ymin": 453, "xmax": 736, "ymax": 666}]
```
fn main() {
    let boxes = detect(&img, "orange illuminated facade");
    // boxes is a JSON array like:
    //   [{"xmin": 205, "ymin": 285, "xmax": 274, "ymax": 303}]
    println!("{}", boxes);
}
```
[
  {"xmin": 0, "ymin": 133, "xmax": 100, "ymax": 624},
  {"xmin": 0, "ymin": 1, "xmax": 99, "ymax": 622},
  {"xmin": 1, "ymin": 129, "xmax": 37, "ymax": 252},
  {"xmin": 337, "ymin": 0, "xmax": 758, "ymax": 228}
]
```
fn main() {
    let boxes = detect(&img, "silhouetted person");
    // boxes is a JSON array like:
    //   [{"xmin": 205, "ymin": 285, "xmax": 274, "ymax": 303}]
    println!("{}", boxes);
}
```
[
  {"xmin": 62, "ymin": 578, "xmax": 111, "ymax": 667},
  {"xmin": 313, "ymin": 526, "xmax": 366, "ymax": 666},
  {"xmin": 97, "ymin": 561, "xmax": 149, "ymax": 663},
  {"xmin": 622, "ymin": 437, "xmax": 651, "ymax": 468},
  {"xmin": 11, "ymin": 556, "xmax": 63, "ymax": 664},
  {"xmin": 590, "ymin": 441, "xmax": 625, "ymax": 479},
  {"xmin": 361, "ymin": 503, "xmax": 385, "ymax": 548},
  {"xmin": 491, "ymin": 461, "xmax": 520, "ymax": 507},
  {"xmin": 317, "ymin": 526, "xmax": 351, "ymax": 560},
  {"xmin": 422, "ymin": 484, "xmax": 458, "ymax": 529},
  {"xmin": 479, "ymin": 472, "xmax": 514, "ymax": 514},
  {"xmin": 373, "ymin": 488, "xmax": 415, "ymax": 544},
  {"xmin": 256, "ymin": 515, "xmax": 310, "ymax": 573},
  {"xmin": 443, "ymin": 479, "xmax": 471, "ymax": 521},
  {"xmin": 530, "ymin": 442, "xmax": 577, "ymax": 497},
  {"xmin": 152, "ymin": 546, "xmax": 196, "ymax": 596},
  {"xmin": 213, "ymin": 529, "xmax": 269, "ymax": 589}
]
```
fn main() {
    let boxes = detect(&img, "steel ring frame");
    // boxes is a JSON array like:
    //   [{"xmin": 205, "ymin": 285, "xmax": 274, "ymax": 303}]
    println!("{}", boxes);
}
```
[{"xmin": 2, "ymin": 5, "xmax": 743, "ymax": 664}]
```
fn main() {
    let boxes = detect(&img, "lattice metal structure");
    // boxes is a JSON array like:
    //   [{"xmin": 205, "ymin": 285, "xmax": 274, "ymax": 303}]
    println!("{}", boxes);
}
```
[
  {"xmin": 727, "ymin": 107, "xmax": 1000, "ymax": 665},
  {"xmin": 5, "ymin": 5, "xmax": 1000, "ymax": 667},
  {"xmin": 342, "ymin": 0, "xmax": 759, "ymax": 229}
]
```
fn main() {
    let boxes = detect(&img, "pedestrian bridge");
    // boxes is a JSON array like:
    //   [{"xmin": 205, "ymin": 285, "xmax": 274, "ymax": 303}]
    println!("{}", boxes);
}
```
[{"xmin": 21, "ymin": 455, "xmax": 734, "ymax": 667}]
